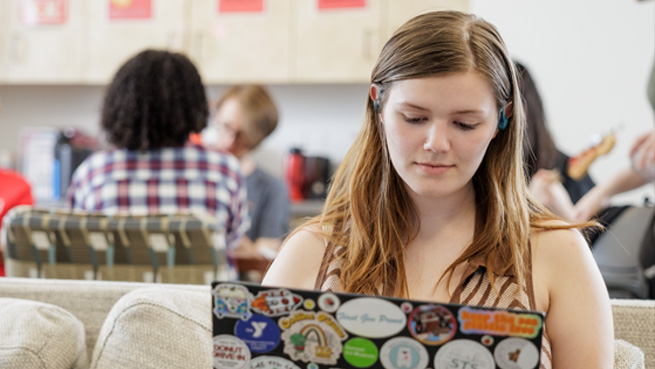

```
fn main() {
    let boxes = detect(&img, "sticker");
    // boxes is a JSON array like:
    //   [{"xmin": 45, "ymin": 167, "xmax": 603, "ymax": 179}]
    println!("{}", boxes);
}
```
[
  {"xmin": 306, "ymin": 364, "xmax": 318, "ymax": 369},
  {"xmin": 212, "ymin": 283, "xmax": 253, "ymax": 320},
  {"xmin": 343, "ymin": 337, "xmax": 379, "ymax": 368},
  {"xmin": 433, "ymin": 339, "xmax": 495, "ymax": 369},
  {"xmin": 400, "ymin": 302, "xmax": 413, "ymax": 314},
  {"xmin": 304, "ymin": 299, "xmax": 316, "ymax": 310},
  {"xmin": 248, "ymin": 356, "xmax": 301, "ymax": 369},
  {"xmin": 458, "ymin": 308, "xmax": 542, "ymax": 339},
  {"xmin": 494, "ymin": 337, "xmax": 540, "ymax": 369},
  {"xmin": 407, "ymin": 305, "xmax": 456, "ymax": 345},
  {"xmin": 379, "ymin": 337, "xmax": 428, "ymax": 369},
  {"xmin": 252, "ymin": 289, "xmax": 303, "ymax": 317},
  {"xmin": 481, "ymin": 335, "xmax": 494, "ymax": 346},
  {"xmin": 234, "ymin": 314, "xmax": 280, "ymax": 353},
  {"xmin": 318, "ymin": 292, "xmax": 340, "ymax": 313},
  {"xmin": 279, "ymin": 310, "xmax": 348, "ymax": 365},
  {"xmin": 212, "ymin": 335, "xmax": 251, "ymax": 369},
  {"xmin": 336, "ymin": 297, "xmax": 406, "ymax": 339}
]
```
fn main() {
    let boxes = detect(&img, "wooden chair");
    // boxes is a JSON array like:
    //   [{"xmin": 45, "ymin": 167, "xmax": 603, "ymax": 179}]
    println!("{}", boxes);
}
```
[{"xmin": 1, "ymin": 206, "xmax": 237, "ymax": 284}]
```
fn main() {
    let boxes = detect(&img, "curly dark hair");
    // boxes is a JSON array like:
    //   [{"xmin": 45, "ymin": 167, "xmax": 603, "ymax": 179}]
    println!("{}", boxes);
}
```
[{"xmin": 101, "ymin": 49, "xmax": 209, "ymax": 151}]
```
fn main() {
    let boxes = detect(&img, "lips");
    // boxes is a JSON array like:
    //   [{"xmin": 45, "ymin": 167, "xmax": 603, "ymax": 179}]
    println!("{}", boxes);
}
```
[{"xmin": 416, "ymin": 162, "xmax": 453, "ymax": 175}]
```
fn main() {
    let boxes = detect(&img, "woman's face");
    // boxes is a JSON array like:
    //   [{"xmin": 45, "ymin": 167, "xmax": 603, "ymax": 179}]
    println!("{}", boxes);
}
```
[
  {"xmin": 214, "ymin": 97, "xmax": 250, "ymax": 159},
  {"xmin": 374, "ymin": 71, "xmax": 500, "ymax": 201}
]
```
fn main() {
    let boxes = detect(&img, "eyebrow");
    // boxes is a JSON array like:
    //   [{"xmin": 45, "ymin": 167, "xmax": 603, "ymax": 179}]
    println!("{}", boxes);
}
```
[{"xmin": 398, "ymin": 102, "xmax": 486, "ymax": 115}]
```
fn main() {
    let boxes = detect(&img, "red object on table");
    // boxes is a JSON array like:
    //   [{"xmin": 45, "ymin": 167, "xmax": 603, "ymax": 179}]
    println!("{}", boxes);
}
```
[{"xmin": 286, "ymin": 148, "xmax": 305, "ymax": 203}]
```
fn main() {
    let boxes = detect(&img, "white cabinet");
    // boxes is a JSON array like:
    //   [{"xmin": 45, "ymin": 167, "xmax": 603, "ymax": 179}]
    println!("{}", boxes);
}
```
[
  {"xmin": 292, "ymin": 0, "xmax": 383, "ymax": 83},
  {"xmin": 188, "ymin": 0, "xmax": 293, "ymax": 84},
  {"xmin": 83, "ymin": 0, "xmax": 188, "ymax": 84},
  {"xmin": 1, "ymin": 0, "xmax": 85, "ymax": 84},
  {"xmin": 0, "ymin": 1, "xmax": 8, "ymax": 82}
]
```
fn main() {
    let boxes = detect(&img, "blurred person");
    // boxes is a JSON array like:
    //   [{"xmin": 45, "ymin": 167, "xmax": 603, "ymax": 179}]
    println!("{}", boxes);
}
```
[
  {"xmin": 212, "ymin": 85, "xmax": 290, "ymax": 261},
  {"xmin": 68, "ymin": 49, "xmax": 249, "ymax": 264}
]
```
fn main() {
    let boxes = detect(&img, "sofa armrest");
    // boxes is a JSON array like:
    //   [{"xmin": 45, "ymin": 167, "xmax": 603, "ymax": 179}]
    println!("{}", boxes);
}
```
[{"xmin": 612, "ymin": 298, "xmax": 655, "ymax": 369}]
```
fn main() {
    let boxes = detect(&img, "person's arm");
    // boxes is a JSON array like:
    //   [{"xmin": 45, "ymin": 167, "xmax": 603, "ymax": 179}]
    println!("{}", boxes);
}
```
[
  {"xmin": 528, "ymin": 169, "xmax": 577, "ymax": 220},
  {"xmin": 572, "ymin": 168, "xmax": 647, "ymax": 222},
  {"xmin": 629, "ymin": 129, "xmax": 655, "ymax": 182},
  {"xmin": 532, "ymin": 225, "xmax": 614, "ymax": 368},
  {"xmin": 261, "ymin": 226, "xmax": 326, "ymax": 290}
]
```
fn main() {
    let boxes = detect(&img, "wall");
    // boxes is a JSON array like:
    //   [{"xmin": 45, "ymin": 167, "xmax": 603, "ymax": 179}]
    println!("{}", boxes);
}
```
[{"xmin": 0, "ymin": 0, "xmax": 653, "ymax": 206}]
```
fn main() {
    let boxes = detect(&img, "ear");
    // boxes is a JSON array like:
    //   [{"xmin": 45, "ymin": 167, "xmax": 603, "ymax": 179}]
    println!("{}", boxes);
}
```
[
  {"xmin": 504, "ymin": 101, "xmax": 513, "ymax": 119},
  {"xmin": 369, "ymin": 84, "xmax": 380, "ymax": 103}
]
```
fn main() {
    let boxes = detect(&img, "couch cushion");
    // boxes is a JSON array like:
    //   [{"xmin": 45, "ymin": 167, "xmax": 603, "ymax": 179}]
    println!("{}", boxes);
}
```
[
  {"xmin": 612, "ymin": 298, "xmax": 655, "ymax": 369},
  {"xmin": 90, "ymin": 287, "xmax": 211, "ymax": 369},
  {"xmin": 614, "ymin": 339, "xmax": 645, "ymax": 369},
  {"xmin": 0, "ymin": 298, "xmax": 88, "ymax": 369}
]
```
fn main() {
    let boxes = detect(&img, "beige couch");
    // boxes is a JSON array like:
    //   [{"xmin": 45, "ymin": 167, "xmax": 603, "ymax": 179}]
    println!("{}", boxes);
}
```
[{"xmin": 0, "ymin": 277, "xmax": 652, "ymax": 369}]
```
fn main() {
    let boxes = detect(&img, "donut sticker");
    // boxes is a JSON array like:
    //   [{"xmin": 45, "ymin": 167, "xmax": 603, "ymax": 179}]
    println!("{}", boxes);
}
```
[
  {"xmin": 213, "ymin": 284, "xmax": 253, "ymax": 320},
  {"xmin": 379, "ymin": 337, "xmax": 429, "ymax": 369},
  {"xmin": 493, "ymin": 337, "xmax": 540, "ymax": 369},
  {"xmin": 251, "ymin": 289, "xmax": 303, "ymax": 317},
  {"xmin": 317, "ymin": 292, "xmax": 340, "ymax": 313},
  {"xmin": 248, "ymin": 356, "xmax": 301, "ymax": 369},
  {"xmin": 278, "ymin": 310, "xmax": 348, "ymax": 365},
  {"xmin": 407, "ymin": 305, "xmax": 456, "ymax": 345},
  {"xmin": 458, "ymin": 307, "xmax": 543, "ymax": 339},
  {"xmin": 234, "ymin": 314, "xmax": 280, "ymax": 354},
  {"xmin": 212, "ymin": 335, "xmax": 251, "ymax": 369},
  {"xmin": 433, "ymin": 339, "xmax": 495, "ymax": 369}
]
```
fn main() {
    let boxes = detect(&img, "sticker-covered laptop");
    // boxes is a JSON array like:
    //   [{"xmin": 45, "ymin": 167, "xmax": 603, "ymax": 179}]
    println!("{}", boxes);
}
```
[{"xmin": 211, "ymin": 281, "xmax": 545, "ymax": 369}]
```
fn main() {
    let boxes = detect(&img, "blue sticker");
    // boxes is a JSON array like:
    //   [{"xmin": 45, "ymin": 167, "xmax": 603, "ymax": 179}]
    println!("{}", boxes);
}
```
[{"xmin": 235, "ymin": 314, "xmax": 281, "ymax": 354}]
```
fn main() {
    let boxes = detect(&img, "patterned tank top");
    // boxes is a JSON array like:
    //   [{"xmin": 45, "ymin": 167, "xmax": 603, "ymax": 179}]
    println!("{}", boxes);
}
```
[{"xmin": 314, "ymin": 244, "xmax": 553, "ymax": 369}]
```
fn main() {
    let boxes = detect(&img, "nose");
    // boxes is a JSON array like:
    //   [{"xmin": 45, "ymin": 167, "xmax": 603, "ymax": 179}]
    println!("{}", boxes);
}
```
[{"xmin": 423, "ymin": 122, "xmax": 450, "ymax": 153}]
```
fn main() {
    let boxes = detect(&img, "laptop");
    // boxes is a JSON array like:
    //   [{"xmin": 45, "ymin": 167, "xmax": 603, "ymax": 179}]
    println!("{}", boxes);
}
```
[{"xmin": 211, "ymin": 281, "xmax": 545, "ymax": 369}]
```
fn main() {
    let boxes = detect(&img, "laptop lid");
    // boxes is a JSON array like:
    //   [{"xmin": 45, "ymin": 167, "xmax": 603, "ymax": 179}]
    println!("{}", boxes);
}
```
[{"xmin": 211, "ymin": 280, "xmax": 545, "ymax": 369}]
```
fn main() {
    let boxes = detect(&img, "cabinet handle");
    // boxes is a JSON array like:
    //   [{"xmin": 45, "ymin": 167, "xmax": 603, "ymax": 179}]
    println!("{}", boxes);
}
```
[{"xmin": 11, "ymin": 33, "xmax": 26, "ymax": 63}]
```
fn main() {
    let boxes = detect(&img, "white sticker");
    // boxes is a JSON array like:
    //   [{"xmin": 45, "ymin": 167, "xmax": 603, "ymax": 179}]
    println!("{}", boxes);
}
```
[
  {"xmin": 248, "ymin": 356, "xmax": 301, "ymax": 369},
  {"xmin": 148, "ymin": 233, "xmax": 169, "ymax": 252},
  {"xmin": 213, "ymin": 335, "xmax": 251, "ymax": 369},
  {"xmin": 31, "ymin": 231, "xmax": 51, "ymax": 250},
  {"xmin": 318, "ymin": 293, "xmax": 340, "ymax": 313},
  {"xmin": 89, "ymin": 232, "xmax": 108, "ymax": 251},
  {"xmin": 494, "ymin": 337, "xmax": 540, "ymax": 369},
  {"xmin": 433, "ymin": 340, "xmax": 495, "ymax": 369},
  {"xmin": 379, "ymin": 337, "xmax": 428, "ymax": 369},
  {"xmin": 336, "ymin": 297, "xmax": 406, "ymax": 339}
]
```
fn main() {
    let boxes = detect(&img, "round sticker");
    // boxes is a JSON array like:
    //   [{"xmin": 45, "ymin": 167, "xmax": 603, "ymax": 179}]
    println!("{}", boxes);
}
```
[
  {"xmin": 304, "ymin": 299, "xmax": 316, "ymax": 310},
  {"xmin": 434, "ymin": 339, "xmax": 495, "ymax": 369},
  {"xmin": 317, "ymin": 292, "xmax": 340, "ymax": 313},
  {"xmin": 234, "ymin": 314, "xmax": 280, "ymax": 353},
  {"xmin": 407, "ymin": 305, "xmax": 456, "ymax": 345},
  {"xmin": 212, "ymin": 335, "xmax": 251, "ymax": 369},
  {"xmin": 481, "ymin": 335, "xmax": 494, "ymax": 346},
  {"xmin": 401, "ymin": 302, "xmax": 413, "ymax": 314},
  {"xmin": 494, "ymin": 337, "xmax": 540, "ymax": 369},
  {"xmin": 343, "ymin": 337, "xmax": 379, "ymax": 368},
  {"xmin": 379, "ymin": 337, "xmax": 429, "ymax": 369},
  {"xmin": 248, "ymin": 356, "xmax": 301, "ymax": 369}
]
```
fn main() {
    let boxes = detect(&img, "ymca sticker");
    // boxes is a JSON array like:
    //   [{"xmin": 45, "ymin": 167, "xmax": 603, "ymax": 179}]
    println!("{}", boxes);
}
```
[
  {"xmin": 433, "ymin": 339, "xmax": 495, "ymax": 369},
  {"xmin": 248, "ymin": 356, "xmax": 301, "ymax": 369},
  {"xmin": 213, "ymin": 283, "xmax": 253, "ymax": 320},
  {"xmin": 379, "ymin": 337, "xmax": 428, "ymax": 369},
  {"xmin": 234, "ymin": 314, "xmax": 280, "ymax": 354},
  {"xmin": 212, "ymin": 335, "xmax": 251, "ymax": 369},
  {"xmin": 407, "ymin": 305, "xmax": 456, "ymax": 345},
  {"xmin": 251, "ymin": 289, "xmax": 303, "ymax": 317},
  {"xmin": 493, "ymin": 337, "xmax": 540, "ymax": 369},
  {"xmin": 279, "ymin": 310, "xmax": 348, "ymax": 365}
]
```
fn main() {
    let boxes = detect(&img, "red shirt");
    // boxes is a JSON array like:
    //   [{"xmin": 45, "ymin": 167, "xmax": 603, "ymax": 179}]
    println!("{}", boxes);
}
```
[{"xmin": 0, "ymin": 168, "xmax": 34, "ymax": 276}]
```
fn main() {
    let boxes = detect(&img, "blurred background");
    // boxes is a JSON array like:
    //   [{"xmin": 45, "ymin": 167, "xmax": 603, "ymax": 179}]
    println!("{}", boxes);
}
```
[{"xmin": 0, "ymin": 0, "xmax": 653, "ymax": 210}]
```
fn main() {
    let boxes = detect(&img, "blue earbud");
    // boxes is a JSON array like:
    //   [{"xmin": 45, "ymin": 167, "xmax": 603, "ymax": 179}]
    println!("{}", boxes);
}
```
[
  {"xmin": 497, "ymin": 107, "xmax": 509, "ymax": 130},
  {"xmin": 374, "ymin": 99, "xmax": 380, "ymax": 113}
]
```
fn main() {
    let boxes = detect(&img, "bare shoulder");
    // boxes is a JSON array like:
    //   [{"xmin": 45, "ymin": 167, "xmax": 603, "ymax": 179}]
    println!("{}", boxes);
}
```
[{"xmin": 261, "ymin": 225, "xmax": 328, "ymax": 290}]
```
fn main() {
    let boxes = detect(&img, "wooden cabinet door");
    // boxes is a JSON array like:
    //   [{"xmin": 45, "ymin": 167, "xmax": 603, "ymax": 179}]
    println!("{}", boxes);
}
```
[
  {"xmin": 384, "ymin": 0, "xmax": 469, "ymax": 43},
  {"xmin": 83, "ymin": 0, "xmax": 188, "ymax": 84},
  {"xmin": 292, "ymin": 0, "xmax": 383, "ymax": 83},
  {"xmin": 188, "ymin": 0, "xmax": 292, "ymax": 84},
  {"xmin": 2, "ymin": 0, "xmax": 85, "ymax": 84}
]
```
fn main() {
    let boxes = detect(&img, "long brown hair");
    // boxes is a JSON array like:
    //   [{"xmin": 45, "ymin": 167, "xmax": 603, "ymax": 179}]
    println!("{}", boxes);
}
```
[{"xmin": 296, "ymin": 11, "xmax": 580, "ymax": 297}]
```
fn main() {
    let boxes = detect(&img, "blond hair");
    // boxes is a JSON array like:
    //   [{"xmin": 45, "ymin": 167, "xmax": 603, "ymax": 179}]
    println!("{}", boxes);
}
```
[{"xmin": 297, "ymin": 11, "xmax": 587, "ymax": 297}]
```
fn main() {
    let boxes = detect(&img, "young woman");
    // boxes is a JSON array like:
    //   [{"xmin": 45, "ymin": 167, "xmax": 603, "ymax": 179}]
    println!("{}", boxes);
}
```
[{"xmin": 263, "ymin": 11, "xmax": 613, "ymax": 368}]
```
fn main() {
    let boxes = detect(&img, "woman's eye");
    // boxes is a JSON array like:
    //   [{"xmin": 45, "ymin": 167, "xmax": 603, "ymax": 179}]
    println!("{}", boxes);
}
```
[
  {"xmin": 403, "ymin": 115, "xmax": 426, "ymax": 123},
  {"xmin": 454, "ymin": 121, "xmax": 476, "ymax": 130}
]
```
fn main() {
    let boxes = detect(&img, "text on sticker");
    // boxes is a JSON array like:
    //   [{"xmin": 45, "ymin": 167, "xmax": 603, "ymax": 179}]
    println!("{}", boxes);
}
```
[{"xmin": 458, "ymin": 308, "xmax": 542, "ymax": 338}]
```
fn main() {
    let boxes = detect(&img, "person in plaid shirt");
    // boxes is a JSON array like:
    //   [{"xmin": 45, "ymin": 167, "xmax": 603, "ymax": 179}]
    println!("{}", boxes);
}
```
[{"xmin": 68, "ymin": 49, "xmax": 249, "ymax": 255}]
